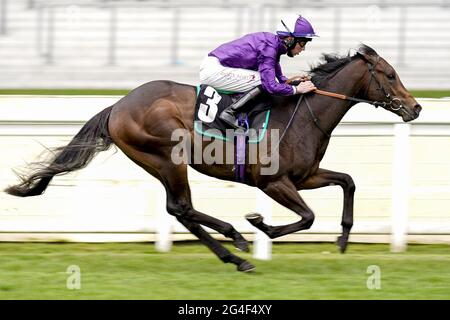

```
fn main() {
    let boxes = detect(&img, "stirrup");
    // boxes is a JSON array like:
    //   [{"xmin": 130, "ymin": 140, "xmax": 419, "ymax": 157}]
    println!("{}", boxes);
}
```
[
  {"xmin": 219, "ymin": 110, "xmax": 240, "ymax": 129},
  {"xmin": 230, "ymin": 86, "xmax": 262, "ymax": 111},
  {"xmin": 220, "ymin": 115, "xmax": 242, "ymax": 130}
]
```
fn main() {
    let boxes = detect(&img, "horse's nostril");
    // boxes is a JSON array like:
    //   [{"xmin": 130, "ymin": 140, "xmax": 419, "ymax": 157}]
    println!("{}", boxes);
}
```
[{"xmin": 414, "ymin": 104, "xmax": 422, "ymax": 116}]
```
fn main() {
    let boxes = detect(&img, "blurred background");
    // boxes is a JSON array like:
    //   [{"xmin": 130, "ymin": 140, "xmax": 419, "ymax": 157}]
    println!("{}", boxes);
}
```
[
  {"xmin": 0, "ymin": 0, "xmax": 450, "ymax": 249},
  {"xmin": 0, "ymin": 0, "xmax": 449, "ymax": 89}
]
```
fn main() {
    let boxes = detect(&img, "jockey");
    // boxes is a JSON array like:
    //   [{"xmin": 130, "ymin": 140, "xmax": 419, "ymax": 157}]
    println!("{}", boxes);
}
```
[{"xmin": 199, "ymin": 15, "xmax": 318, "ymax": 129}]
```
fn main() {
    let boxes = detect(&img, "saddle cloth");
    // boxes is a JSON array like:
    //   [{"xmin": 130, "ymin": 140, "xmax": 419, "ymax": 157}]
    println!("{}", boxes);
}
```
[{"xmin": 194, "ymin": 84, "xmax": 271, "ymax": 143}]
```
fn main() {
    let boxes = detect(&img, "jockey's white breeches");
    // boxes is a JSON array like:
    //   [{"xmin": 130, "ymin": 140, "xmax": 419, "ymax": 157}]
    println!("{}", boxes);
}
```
[{"xmin": 199, "ymin": 56, "xmax": 261, "ymax": 92}]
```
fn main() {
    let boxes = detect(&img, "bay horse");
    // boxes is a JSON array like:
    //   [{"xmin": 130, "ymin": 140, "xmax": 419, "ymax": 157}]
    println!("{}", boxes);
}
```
[{"xmin": 5, "ymin": 45, "xmax": 421, "ymax": 272}]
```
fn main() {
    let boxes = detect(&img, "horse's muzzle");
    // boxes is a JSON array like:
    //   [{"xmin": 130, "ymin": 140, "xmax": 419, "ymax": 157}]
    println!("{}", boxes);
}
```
[
  {"xmin": 402, "ymin": 103, "xmax": 421, "ymax": 122},
  {"xmin": 413, "ymin": 104, "xmax": 422, "ymax": 118}
]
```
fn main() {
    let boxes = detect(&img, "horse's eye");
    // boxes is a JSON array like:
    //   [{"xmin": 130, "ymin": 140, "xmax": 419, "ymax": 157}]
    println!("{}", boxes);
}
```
[{"xmin": 387, "ymin": 73, "xmax": 395, "ymax": 80}]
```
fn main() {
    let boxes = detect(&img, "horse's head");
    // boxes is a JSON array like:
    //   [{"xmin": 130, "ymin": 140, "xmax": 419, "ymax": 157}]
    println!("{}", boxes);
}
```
[{"xmin": 357, "ymin": 45, "xmax": 421, "ymax": 122}]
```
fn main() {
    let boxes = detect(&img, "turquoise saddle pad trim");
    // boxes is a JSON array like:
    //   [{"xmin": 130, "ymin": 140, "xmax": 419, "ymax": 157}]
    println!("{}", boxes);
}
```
[{"xmin": 194, "ymin": 85, "xmax": 270, "ymax": 144}]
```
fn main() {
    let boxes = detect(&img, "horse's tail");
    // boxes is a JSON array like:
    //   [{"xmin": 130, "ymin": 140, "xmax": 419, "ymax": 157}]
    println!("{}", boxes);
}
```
[{"xmin": 5, "ymin": 106, "xmax": 114, "ymax": 197}]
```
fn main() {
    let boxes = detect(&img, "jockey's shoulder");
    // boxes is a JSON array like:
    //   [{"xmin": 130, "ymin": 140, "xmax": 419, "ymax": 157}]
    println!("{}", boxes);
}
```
[{"xmin": 242, "ymin": 31, "xmax": 279, "ymax": 40}]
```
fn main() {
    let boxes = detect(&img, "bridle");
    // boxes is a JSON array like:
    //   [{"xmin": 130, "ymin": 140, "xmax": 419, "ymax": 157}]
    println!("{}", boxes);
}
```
[
  {"xmin": 303, "ymin": 56, "xmax": 405, "ymax": 138},
  {"xmin": 281, "ymin": 56, "xmax": 406, "ymax": 140},
  {"xmin": 313, "ymin": 56, "xmax": 403, "ymax": 111},
  {"xmin": 362, "ymin": 56, "xmax": 403, "ymax": 111}
]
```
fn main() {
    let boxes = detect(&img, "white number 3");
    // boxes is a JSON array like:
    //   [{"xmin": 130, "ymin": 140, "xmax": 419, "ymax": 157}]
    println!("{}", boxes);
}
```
[{"xmin": 198, "ymin": 86, "xmax": 222, "ymax": 123}]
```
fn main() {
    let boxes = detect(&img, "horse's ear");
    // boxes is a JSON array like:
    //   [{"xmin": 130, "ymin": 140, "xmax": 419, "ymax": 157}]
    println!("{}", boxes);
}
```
[
  {"xmin": 356, "ymin": 50, "xmax": 373, "ymax": 63},
  {"xmin": 356, "ymin": 44, "xmax": 379, "ymax": 64}
]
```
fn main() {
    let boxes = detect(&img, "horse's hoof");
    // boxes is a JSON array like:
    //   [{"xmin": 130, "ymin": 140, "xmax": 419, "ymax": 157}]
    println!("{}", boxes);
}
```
[
  {"xmin": 234, "ymin": 239, "xmax": 250, "ymax": 252},
  {"xmin": 237, "ymin": 261, "xmax": 255, "ymax": 272},
  {"xmin": 245, "ymin": 212, "xmax": 263, "ymax": 225},
  {"xmin": 337, "ymin": 235, "xmax": 348, "ymax": 253}
]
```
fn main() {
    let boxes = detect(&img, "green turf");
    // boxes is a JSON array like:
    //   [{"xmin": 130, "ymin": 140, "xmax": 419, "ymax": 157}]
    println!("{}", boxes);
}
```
[
  {"xmin": 409, "ymin": 90, "xmax": 450, "ymax": 98},
  {"xmin": 0, "ymin": 242, "xmax": 448, "ymax": 300},
  {"xmin": 0, "ymin": 89, "xmax": 450, "ymax": 98}
]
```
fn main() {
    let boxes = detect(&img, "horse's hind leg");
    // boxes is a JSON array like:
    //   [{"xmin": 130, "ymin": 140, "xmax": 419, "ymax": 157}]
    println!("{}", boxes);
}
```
[
  {"xmin": 124, "ymin": 151, "xmax": 251, "ymax": 270},
  {"xmin": 125, "ymin": 151, "xmax": 249, "ymax": 252},
  {"xmin": 160, "ymin": 166, "xmax": 253, "ymax": 271},
  {"xmin": 176, "ymin": 216, "xmax": 254, "ymax": 272},
  {"xmin": 160, "ymin": 165, "xmax": 250, "ymax": 254},
  {"xmin": 183, "ymin": 208, "xmax": 249, "ymax": 252}
]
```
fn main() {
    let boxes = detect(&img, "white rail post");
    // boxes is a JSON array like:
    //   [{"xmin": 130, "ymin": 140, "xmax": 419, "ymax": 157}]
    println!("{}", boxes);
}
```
[
  {"xmin": 391, "ymin": 123, "xmax": 411, "ymax": 252},
  {"xmin": 155, "ymin": 186, "xmax": 172, "ymax": 252},
  {"xmin": 253, "ymin": 189, "xmax": 272, "ymax": 260}
]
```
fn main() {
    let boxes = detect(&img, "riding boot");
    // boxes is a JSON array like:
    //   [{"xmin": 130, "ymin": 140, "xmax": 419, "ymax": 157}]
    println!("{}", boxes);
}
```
[{"xmin": 219, "ymin": 86, "xmax": 262, "ymax": 129}]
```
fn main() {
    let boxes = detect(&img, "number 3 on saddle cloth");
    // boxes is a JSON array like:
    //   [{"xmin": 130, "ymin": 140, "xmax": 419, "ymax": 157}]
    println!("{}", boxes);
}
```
[{"xmin": 194, "ymin": 84, "xmax": 271, "ymax": 182}]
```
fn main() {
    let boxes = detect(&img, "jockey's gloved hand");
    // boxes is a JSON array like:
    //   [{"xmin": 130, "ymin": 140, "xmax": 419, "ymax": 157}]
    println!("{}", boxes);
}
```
[
  {"xmin": 299, "ymin": 74, "xmax": 312, "ymax": 82},
  {"xmin": 286, "ymin": 74, "xmax": 312, "ymax": 84},
  {"xmin": 295, "ymin": 80, "xmax": 316, "ymax": 94}
]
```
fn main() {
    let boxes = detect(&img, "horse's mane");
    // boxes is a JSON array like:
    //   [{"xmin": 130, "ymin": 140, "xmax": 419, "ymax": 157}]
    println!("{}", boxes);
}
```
[{"xmin": 310, "ymin": 44, "xmax": 378, "ymax": 86}]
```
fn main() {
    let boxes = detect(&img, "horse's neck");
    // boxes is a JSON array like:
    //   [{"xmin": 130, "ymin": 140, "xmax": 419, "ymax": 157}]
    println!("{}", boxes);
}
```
[{"xmin": 296, "ymin": 59, "xmax": 367, "ymax": 137}]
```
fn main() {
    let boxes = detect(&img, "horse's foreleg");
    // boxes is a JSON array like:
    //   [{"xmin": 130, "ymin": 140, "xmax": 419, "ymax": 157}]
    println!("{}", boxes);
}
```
[
  {"xmin": 247, "ymin": 175, "xmax": 315, "ymax": 238},
  {"xmin": 298, "ymin": 168, "xmax": 355, "ymax": 253}
]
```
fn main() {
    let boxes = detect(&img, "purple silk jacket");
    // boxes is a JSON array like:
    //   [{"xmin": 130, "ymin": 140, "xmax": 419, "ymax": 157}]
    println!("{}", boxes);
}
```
[{"xmin": 208, "ymin": 32, "xmax": 294, "ymax": 96}]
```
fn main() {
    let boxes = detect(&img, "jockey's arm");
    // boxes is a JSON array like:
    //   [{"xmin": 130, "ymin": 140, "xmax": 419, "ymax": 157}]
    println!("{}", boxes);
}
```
[
  {"xmin": 259, "ymin": 63, "xmax": 296, "ymax": 95},
  {"xmin": 257, "ymin": 48, "xmax": 296, "ymax": 96},
  {"xmin": 275, "ymin": 61, "xmax": 289, "ymax": 84}
]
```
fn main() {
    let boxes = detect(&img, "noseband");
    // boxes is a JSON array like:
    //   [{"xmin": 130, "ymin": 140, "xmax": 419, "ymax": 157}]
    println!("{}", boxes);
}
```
[
  {"xmin": 310, "ymin": 57, "xmax": 404, "ymax": 111},
  {"xmin": 365, "ymin": 57, "xmax": 403, "ymax": 111},
  {"xmin": 295, "ymin": 57, "xmax": 405, "ymax": 139}
]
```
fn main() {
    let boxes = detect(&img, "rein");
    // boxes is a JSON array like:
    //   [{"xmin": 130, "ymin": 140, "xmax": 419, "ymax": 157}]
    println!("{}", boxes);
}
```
[
  {"xmin": 313, "ymin": 57, "xmax": 403, "ymax": 111},
  {"xmin": 277, "ymin": 57, "xmax": 406, "ymax": 144},
  {"xmin": 313, "ymin": 88, "xmax": 401, "ymax": 110},
  {"xmin": 270, "ymin": 94, "xmax": 304, "ymax": 154},
  {"xmin": 301, "ymin": 57, "xmax": 405, "ymax": 138}
]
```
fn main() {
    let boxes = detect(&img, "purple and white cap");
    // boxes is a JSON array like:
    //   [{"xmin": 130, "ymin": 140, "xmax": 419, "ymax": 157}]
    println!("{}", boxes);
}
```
[{"xmin": 276, "ymin": 15, "xmax": 319, "ymax": 38}]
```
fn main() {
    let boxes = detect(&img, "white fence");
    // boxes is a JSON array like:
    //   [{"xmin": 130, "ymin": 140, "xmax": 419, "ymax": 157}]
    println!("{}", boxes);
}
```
[{"xmin": 0, "ymin": 95, "xmax": 450, "ymax": 258}]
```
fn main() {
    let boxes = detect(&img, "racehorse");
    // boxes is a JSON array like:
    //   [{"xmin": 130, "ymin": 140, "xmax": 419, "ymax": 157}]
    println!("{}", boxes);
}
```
[{"xmin": 5, "ymin": 45, "xmax": 421, "ymax": 272}]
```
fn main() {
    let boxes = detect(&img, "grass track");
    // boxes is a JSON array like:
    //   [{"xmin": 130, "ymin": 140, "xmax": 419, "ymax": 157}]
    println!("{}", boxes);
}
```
[{"xmin": 0, "ymin": 242, "xmax": 448, "ymax": 300}]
